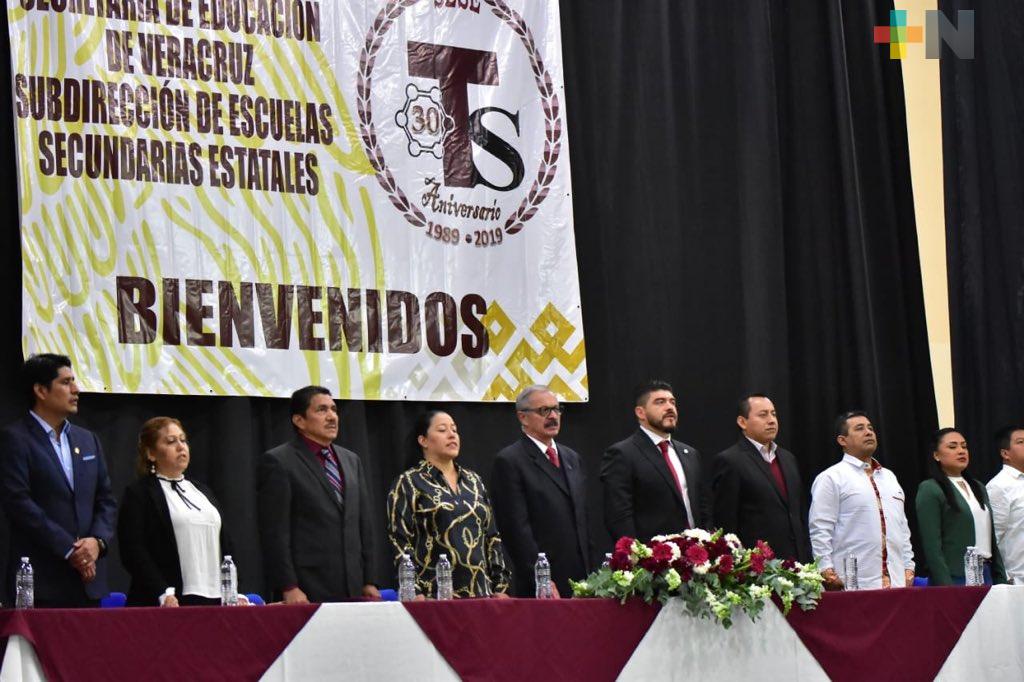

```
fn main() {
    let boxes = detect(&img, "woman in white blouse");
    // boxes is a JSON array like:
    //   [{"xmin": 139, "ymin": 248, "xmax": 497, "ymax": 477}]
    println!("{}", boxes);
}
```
[
  {"xmin": 118, "ymin": 417, "xmax": 240, "ymax": 606},
  {"xmin": 915, "ymin": 428, "xmax": 1007, "ymax": 586}
]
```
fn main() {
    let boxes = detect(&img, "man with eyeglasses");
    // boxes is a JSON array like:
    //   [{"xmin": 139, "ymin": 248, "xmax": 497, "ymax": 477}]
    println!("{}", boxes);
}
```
[{"xmin": 491, "ymin": 385, "xmax": 592, "ymax": 597}]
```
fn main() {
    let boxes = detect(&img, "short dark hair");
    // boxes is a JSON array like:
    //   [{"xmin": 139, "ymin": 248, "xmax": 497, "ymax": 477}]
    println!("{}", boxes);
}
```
[
  {"xmin": 290, "ymin": 385, "xmax": 332, "ymax": 418},
  {"xmin": 633, "ymin": 380, "xmax": 673, "ymax": 407},
  {"xmin": 737, "ymin": 393, "xmax": 771, "ymax": 419},
  {"xmin": 833, "ymin": 410, "xmax": 869, "ymax": 439},
  {"xmin": 22, "ymin": 354, "xmax": 72, "ymax": 406},
  {"xmin": 994, "ymin": 425, "xmax": 1024, "ymax": 452}
]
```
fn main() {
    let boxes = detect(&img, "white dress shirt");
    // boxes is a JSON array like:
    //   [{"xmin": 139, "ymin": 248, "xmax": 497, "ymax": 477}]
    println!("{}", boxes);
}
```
[
  {"xmin": 948, "ymin": 475, "xmax": 992, "ymax": 558},
  {"xmin": 987, "ymin": 464, "xmax": 1024, "ymax": 581},
  {"xmin": 525, "ymin": 434, "xmax": 558, "ymax": 460},
  {"xmin": 745, "ymin": 436, "xmax": 777, "ymax": 463},
  {"xmin": 640, "ymin": 426, "xmax": 694, "ymax": 528},
  {"xmin": 160, "ymin": 477, "xmax": 222, "ymax": 599},
  {"xmin": 809, "ymin": 454, "xmax": 915, "ymax": 589}
]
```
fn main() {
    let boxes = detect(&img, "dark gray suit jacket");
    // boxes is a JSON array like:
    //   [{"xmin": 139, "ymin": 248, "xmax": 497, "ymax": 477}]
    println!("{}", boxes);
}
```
[
  {"xmin": 257, "ymin": 437, "xmax": 377, "ymax": 601},
  {"xmin": 490, "ymin": 435, "xmax": 592, "ymax": 596},
  {"xmin": 711, "ymin": 437, "xmax": 811, "ymax": 562},
  {"xmin": 602, "ymin": 430, "xmax": 711, "ymax": 542}
]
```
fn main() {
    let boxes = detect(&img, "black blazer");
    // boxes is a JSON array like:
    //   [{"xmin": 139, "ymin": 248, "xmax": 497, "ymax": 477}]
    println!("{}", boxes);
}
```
[
  {"xmin": 490, "ymin": 435, "xmax": 592, "ymax": 596},
  {"xmin": 601, "ymin": 430, "xmax": 711, "ymax": 543},
  {"xmin": 711, "ymin": 437, "xmax": 811, "ymax": 562},
  {"xmin": 117, "ymin": 474, "xmax": 232, "ymax": 606},
  {"xmin": 257, "ymin": 438, "xmax": 378, "ymax": 602},
  {"xmin": 0, "ymin": 415, "xmax": 117, "ymax": 605}
]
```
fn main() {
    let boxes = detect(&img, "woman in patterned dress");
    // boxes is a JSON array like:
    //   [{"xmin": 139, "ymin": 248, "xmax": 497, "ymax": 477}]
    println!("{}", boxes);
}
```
[{"xmin": 387, "ymin": 410, "xmax": 511, "ymax": 598}]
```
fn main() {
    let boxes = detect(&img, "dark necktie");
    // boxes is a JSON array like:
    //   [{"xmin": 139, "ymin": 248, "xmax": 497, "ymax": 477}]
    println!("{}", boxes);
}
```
[
  {"xmin": 319, "ymin": 448, "xmax": 345, "ymax": 499},
  {"xmin": 767, "ymin": 454, "xmax": 788, "ymax": 499},
  {"xmin": 158, "ymin": 476, "xmax": 201, "ymax": 511}
]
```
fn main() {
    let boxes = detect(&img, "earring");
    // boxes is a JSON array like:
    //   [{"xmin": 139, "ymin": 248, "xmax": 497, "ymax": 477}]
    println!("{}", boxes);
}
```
[{"xmin": 148, "ymin": 461, "xmax": 156, "ymax": 474}]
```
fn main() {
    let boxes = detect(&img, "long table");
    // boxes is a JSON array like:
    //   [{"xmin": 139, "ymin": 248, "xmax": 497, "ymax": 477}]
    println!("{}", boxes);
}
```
[{"xmin": 1, "ymin": 586, "xmax": 1021, "ymax": 681}]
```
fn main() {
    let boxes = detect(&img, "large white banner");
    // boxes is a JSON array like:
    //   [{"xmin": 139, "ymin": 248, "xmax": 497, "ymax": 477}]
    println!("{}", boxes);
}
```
[{"xmin": 9, "ymin": 0, "xmax": 587, "ymax": 400}]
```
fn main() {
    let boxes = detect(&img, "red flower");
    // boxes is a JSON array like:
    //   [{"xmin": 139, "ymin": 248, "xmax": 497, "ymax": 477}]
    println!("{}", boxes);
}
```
[
  {"xmin": 716, "ymin": 554, "xmax": 734, "ymax": 574},
  {"xmin": 685, "ymin": 544, "xmax": 709, "ymax": 566},
  {"xmin": 750, "ymin": 552, "xmax": 766, "ymax": 575},
  {"xmin": 651, "ymin": 542, "xmax": 674, "ymax": 564},
  {"xmin": 615, "ymin": 536, "xmax": 636, "ymax": 555},
  {"xmin": 707, "ymin": 538, "xmax": 731, "ymax": 560},
  {"xmin": 755, "ymin": 540, "xmax": 775, "ymax": 561},
  {"xmin": 782, "ymin": 558, "xmax": 797, "ymax": 571},
  {"xmin": 610, "ymin": 550, "xmax": 633, "ymax": 571}
]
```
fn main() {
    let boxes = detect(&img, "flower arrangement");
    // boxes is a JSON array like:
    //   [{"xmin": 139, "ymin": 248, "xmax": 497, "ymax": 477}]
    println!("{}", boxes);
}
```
[{"xmin": 571, "ymin": 529, "xmax": 824, "ymax": 628}]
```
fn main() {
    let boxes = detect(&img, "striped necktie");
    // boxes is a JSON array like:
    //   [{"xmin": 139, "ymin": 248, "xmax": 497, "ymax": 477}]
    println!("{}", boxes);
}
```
[{"xmin": 319, "ymin": 448, "xmax": 344, "ymax": 499}]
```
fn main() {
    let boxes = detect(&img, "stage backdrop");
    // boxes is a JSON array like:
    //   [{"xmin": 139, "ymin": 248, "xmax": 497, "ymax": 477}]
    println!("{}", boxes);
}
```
[{"xmin": 8, "ymin": 0, "xmax": 587, "ymax": 401}]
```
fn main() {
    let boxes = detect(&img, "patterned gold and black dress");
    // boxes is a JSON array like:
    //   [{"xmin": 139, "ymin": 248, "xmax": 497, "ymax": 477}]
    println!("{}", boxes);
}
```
[{"xmin": 387, "ymin": 459, "xmax": 511, "ymax": 597}]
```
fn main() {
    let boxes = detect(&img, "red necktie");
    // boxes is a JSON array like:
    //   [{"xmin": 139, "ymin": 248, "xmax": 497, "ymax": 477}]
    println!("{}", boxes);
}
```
[
  {"xmin": 657, "ymin": 440, "xmax": 683, "ymax": 496},
  {"xmin": 546, "ymin": 445, "xmax": 560, "ymax": 468},
  {"xmin": 768, "ymin": 455, "xmax": 788, "ymax": 499}
]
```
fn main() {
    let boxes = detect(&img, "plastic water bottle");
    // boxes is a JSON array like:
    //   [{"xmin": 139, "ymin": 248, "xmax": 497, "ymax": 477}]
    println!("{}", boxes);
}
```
[
  {"xmin": 843, "ymin": 554, "xmax": 859, "ymax": 591},
  {"xmin": 15, "ymin": 557, "xmax": 33, "ymax": 609},
  {"xmin": 398, "ymin": 553, "xmax": 417, "ymax": 602},
  {"xmin": 436, "ymin": 554, "xmax": 453, "ymax": 600},
  {"xmin": 220, "ymin": 555, "xmax": 238, "ymax": 605},
  {"xmin": 964, "ymin": 547, "xmax": 982, "ymax": 586},
  {"xmin": 535, "ymin": 553, "xmax": 554, "ymax": 599}
]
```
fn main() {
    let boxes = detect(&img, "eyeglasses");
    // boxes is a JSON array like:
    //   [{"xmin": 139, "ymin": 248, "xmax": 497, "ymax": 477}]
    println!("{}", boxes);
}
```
[{"xmin": 520, "ymin": 406, "xmax": 563, "ymax": 417}]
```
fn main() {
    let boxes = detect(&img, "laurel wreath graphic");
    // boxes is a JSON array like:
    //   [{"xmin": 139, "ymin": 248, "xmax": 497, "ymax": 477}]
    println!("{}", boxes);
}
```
[{"xmin": 356, "ymin": 0, "xmax": 563, "ymax": 236}]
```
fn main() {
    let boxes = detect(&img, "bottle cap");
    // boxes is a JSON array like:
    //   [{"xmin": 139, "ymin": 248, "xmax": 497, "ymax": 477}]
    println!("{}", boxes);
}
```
[
  {"xmin": 20, "ymin": 557, "xmax": 28, "ymax": 563},
  {"xmin": 225, "ymin": 555, "xmax": 233, "ymax": 560}
]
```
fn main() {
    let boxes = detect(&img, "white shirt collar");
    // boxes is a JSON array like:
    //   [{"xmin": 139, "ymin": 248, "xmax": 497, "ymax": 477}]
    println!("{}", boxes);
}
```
[
  {"xmin": 1000, "ymin": 463, "xmax": 1024, "ymax": 479},
  {"xmin": 524, "ymin": 433, "xmax": 555, "ymax": 455},
  {"xmin": 640, "ymin": 425, "xmax": 671, "ymax": 447},
  {"xmin": 842, "ymin": 452, "xmax": 879, "ymax": 472},
  {"xmin": 744, "ymin": 436, "xmax": 776, "ymax": 459}
]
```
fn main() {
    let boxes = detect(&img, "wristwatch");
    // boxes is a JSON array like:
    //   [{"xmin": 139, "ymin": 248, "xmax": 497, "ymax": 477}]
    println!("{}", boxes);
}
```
[{"xmin": 96, "ymin": 537, "xmax": 108, "ymax": 557}]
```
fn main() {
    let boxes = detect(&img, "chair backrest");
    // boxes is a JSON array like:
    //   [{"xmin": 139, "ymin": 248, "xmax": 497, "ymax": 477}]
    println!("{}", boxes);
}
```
[
  {"xmin": 245, "ymin": 593, "xmax": 266, "ymax": 605},
  {"xmin": 379, "ymin": 588, "xmax": 398, "ymax": 602},
  {"xmin": 100, "ymin": 592, "xmax": 127, "ymax": 608},
  {"xmin": 912, "ymin": 576, "xmax": 930, "ymax": 587}
]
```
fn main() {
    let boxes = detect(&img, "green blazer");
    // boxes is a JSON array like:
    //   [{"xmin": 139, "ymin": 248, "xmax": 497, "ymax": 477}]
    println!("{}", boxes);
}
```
[{"xmin": 915, "ymin": 478, "xmax": 1007, "ymax": 585}]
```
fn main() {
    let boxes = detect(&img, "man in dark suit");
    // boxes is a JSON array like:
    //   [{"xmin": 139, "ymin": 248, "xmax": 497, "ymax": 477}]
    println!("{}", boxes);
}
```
[
  {"xmin": 602, "ymin": 380, "xmax": 710, "ymax": 543},
  {"xmin": 711, "ymin": 394, "xmax": 811, "ymax": 561},
  {"xmin": 0, "ymin": 354, "xmax": 117, "ymax": 607},
  {"xmin": 257, "ymin": 386, "xmax": 380, "ymax": 603},
  {"xmin": 491, "ymin": 385, "xmax": 592, "ymax": 597}
]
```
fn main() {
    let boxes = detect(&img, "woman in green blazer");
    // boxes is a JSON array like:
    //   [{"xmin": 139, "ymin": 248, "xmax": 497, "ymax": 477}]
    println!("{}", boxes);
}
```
[{"xmin": 915, "ymin": 428, "xmax": 1006, "ymax": 585}]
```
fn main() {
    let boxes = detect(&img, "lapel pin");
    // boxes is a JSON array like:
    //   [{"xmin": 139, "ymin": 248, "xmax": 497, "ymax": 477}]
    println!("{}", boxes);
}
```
[
  {"xmin": 74, "ymin": 447, "xmax": 80, "ymax": 455},
  {"xmin": 683, "ymin": 449, "xmax": 689, "ymax": 454}
]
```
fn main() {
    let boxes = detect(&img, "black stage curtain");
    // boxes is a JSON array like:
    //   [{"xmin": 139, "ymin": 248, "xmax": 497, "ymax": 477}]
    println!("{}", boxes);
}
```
[
  {"xmin": 0, "ymin": 1, "xmax": 937, "ymax": 599},
  {"xmin": 941, "ymin": 0, "xmax": 1024, "ymax": 478}
]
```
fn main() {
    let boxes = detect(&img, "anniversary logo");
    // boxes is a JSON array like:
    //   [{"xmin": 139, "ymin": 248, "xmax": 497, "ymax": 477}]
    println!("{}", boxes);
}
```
[{"xmin": 10, "ymin": 0, "xmax": 587, "ymax": 400}]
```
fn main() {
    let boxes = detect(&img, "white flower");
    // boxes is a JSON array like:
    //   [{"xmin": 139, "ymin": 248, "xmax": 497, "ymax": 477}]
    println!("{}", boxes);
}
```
[
  {"xmin": 632, "ymin": 540, "xmax": 653, "ymax": 559},
  {"xmin": 650, "ymin": 534, "xmax": 669, "ymax": 543},
  {"xmin": 776, "ymin": 577, "xmax": 794, "ymax": 590},
  {"xmin": 693, "ymin": 561, "xmax": 711, "ymax": 575},
  {"xmin": 750, "ymin": 585, "xmax": 771, "ymax": 600},
  {"xmin": 613, "ymin": 570, "xmax": 635, "ymax": 587},
  {"xmin": 665, "ymin": 568, "xmax": 682, "ymax": 591},
  {"xmin": 724, "ymin": 533, "xmax": 742, "ymax": 549},
  {"xmin": 682, "ymin": 528, "xmax": 713, "ymax": 543}
]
